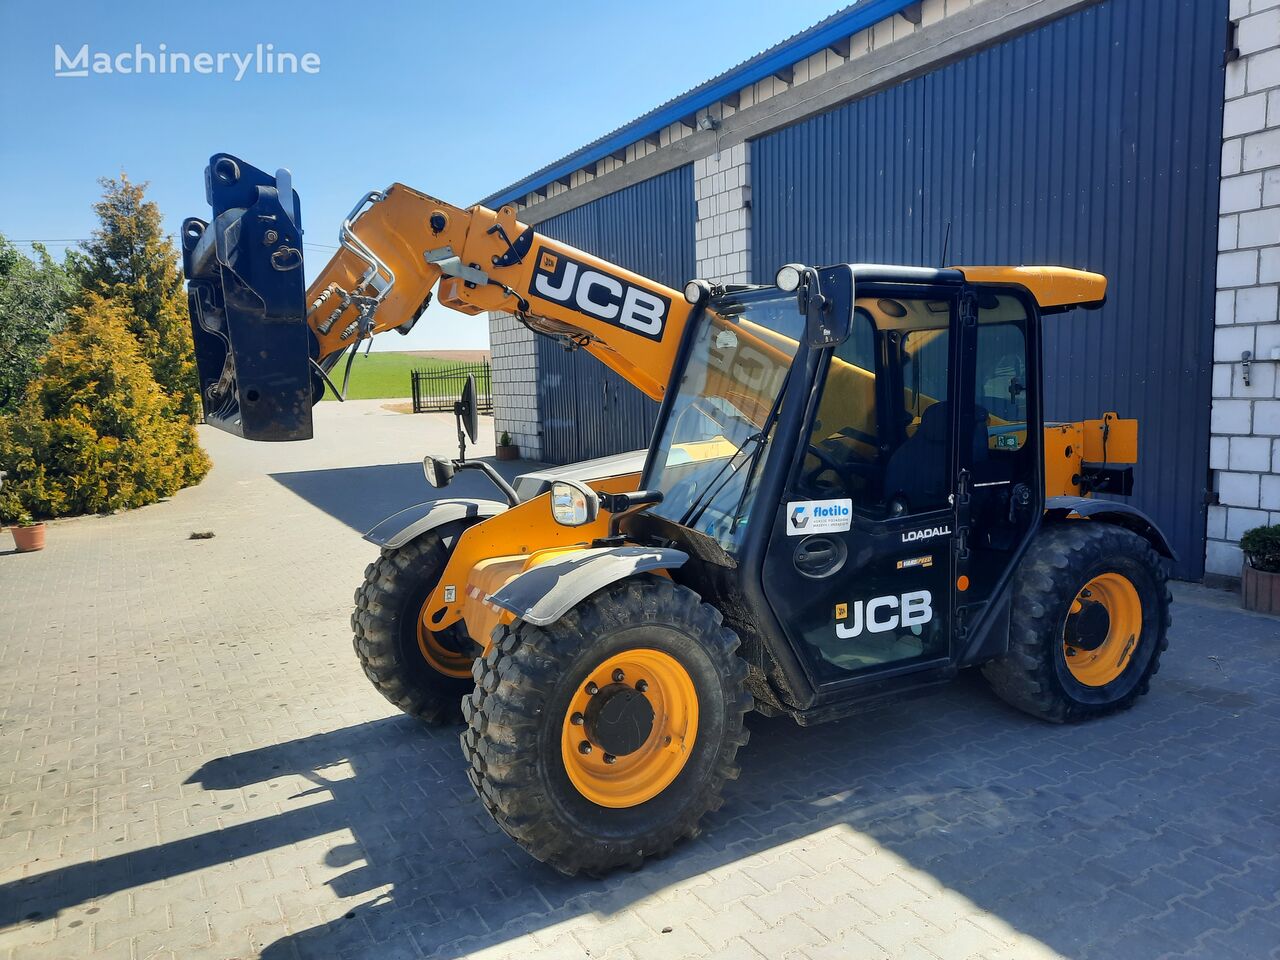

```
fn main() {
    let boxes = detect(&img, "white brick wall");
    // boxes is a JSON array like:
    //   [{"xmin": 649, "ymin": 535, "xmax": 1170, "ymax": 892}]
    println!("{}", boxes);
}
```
[
  {"xmin": 1208, "ymin": 0, "xmax": 1280, "ymax": 578},
  {"xmin": 694, "ymin": 143, "xmax": 752, "ymax": 284},
  {"xmin": 488, "ymin": 312, "xmax": 542, "ymax": 460}
]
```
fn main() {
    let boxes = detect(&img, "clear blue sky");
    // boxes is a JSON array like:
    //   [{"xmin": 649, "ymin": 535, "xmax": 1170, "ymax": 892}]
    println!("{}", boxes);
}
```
[{"xmin": 0, "ymin": 0, "xmax": 840, "ymax": 352}]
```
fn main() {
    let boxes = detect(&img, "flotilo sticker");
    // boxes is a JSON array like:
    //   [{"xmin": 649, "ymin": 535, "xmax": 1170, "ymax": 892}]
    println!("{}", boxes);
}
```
[
  {"xmin": 787, "ymin": 498, "xmax": 852, "ymax": 536},
  {"xmin": 529, "ymin": 247, "xmax": 670, "ymax": 340}
]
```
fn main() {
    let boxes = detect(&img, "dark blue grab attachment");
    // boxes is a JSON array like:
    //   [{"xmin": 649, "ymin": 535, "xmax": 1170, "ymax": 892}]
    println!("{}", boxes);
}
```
[{"xmin": 182, "ymin": 154, "xmax": 316, "ymax": 441}]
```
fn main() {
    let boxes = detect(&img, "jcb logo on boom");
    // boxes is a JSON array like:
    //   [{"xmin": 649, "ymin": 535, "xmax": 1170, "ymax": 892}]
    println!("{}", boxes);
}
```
[
  {"xmin": 530, "ymin": 248, "xmax": 669, "ymax": 341},
  {"xmin": 835, "ymin": 591, "xmax": 933, "ymax": 638}
]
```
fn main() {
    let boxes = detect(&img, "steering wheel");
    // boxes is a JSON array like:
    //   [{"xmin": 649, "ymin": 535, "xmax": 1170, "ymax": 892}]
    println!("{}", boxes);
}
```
[{"xmin": 801, "ymin": 443, "xmax": 857, "ymax": 497}]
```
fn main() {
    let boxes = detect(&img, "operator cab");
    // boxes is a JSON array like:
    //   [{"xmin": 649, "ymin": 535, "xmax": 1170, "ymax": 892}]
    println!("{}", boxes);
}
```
[{"xmin": 616, "ymin": 263, "xmax": 1090, "ymax": 713}]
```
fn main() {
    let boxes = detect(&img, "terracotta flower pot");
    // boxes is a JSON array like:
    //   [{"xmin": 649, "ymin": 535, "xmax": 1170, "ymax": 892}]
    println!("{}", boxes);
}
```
[
  {"xmin": 11, "ymin": 523, "xmax": 46, "ymax": 553},
  {"xmin": 495, "ymin": 444, "xmax": 519, "ymax": 462},
  {"xmin": 1242, "ymin": 561, "xmax": 1280, "ymax": 615}
]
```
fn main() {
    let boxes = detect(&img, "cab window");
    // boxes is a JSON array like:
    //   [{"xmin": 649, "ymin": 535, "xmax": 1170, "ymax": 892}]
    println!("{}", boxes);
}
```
[
  {"xmin": 974, "ymin": 295, "xmax": 1030, "ymax": 452},
  {"xmin": 798, "ymin": 294, "xmax": 953, "ymax": 518}
]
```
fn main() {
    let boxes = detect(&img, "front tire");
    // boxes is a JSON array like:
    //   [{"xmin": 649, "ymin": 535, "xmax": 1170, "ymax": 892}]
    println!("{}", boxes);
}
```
[
  {"xmin": 461, "ymin": 577, "xmax": 751, "ymax": 876},
  {"xmin": 982, "ymin": 522, "xmax": 1171, "ymax": 723},
  {"xmin": 352, "ymin": 531, "xmax": 478, "ymax": 725}
]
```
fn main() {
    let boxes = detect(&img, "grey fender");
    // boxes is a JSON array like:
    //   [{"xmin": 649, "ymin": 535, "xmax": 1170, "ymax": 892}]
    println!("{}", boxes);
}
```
[
  {"xmin": 363, "ymin": 498, "xmax": 507, "ymax": 550},
  {"xmin": 1044, "ymin": 496, "xmax": 1176, "ymax": 561},
  {"xmin": 487, "ymin": 546, "xmax": 690, "ymax": 627}
]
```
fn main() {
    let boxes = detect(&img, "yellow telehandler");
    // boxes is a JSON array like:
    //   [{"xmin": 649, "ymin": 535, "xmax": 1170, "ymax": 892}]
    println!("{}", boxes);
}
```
[{"xmin": 184, "ymin": 155, "xmax": 1171, "ymax": 875}]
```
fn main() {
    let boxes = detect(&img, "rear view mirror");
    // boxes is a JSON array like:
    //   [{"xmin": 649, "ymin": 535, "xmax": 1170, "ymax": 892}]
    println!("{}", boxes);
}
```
[
  {"xmin": 423, "ymin": 455, "xmax": 456, "ymax": 488},
  {"xmin": 454, "ymin": 374, "xmax": 480, "ymax": 460},
  {"xmin": 800, "ymin": 267, "xmax": 851, "ymax": 348}
]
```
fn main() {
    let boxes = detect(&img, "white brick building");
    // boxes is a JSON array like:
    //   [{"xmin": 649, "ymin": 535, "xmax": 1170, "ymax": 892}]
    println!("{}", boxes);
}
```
[{"xmin": 1209, "ymin": 0, "xmax": 1280, "ymax": 579}]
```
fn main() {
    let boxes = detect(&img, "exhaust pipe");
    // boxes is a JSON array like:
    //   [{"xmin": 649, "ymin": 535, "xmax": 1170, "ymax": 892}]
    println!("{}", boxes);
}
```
[{"xmin": 182, "ymin": 154, "xmax": 317, "ymax": 441}]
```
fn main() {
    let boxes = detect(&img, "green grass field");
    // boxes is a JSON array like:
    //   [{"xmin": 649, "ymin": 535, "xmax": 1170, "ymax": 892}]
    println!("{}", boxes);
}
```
[{"xmin": 319, "ymin": 352, "xmax": 484, "ymax": 401}]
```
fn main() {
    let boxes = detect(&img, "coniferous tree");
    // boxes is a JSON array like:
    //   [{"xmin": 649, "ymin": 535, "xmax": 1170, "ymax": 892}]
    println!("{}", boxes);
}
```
[
  {"xmin": 71, "ymin": 175, "xmax": 203, "ymax": 422},
  {"xmin": 0, "ymin": 235, "xmax": 74, "ymax": 414},
  {"xmin": 0, "ymin": 293, "xmax": 209, "ymax": 522}
]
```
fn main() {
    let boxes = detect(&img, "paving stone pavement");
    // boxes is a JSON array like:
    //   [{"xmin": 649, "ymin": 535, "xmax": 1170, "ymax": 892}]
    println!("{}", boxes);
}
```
[{"xmin": 2, "ymin": 399, "xmax": 1279, "ymax": 960}]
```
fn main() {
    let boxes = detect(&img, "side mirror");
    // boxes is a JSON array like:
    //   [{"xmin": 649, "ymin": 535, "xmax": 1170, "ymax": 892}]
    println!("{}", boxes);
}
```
[
  {"xmin": 550, "ymin": 479, "xmax": 599, "ymax": 527},
  {"xmin": 800, "ymin": 267, "xmax": 851, "ymax": 348},
  {"xmin": 423, "ymin": 455, "xmax": 456, "ymax": 488},
  {"xmin": 454, "ymin": 374, "xmax": 479, "ymax": 461}
]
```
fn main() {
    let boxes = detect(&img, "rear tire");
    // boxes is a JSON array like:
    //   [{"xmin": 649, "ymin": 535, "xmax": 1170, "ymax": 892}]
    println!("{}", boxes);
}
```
[
  {"xmin": 352, "ymin": 531, "xmax": 478, "ymax": 725},
  {"xmin": 461, "ymin": 576, "xmax": 751, "ymax": 876},
  {"xmin": 982, "ymin": 522, "xmax": 1170, "ymax": 723}
]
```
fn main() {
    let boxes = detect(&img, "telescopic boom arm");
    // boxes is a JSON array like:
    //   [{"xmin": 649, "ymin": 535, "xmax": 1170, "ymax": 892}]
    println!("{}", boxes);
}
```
[{"xmin": 183, "ymin": 155, "xmax": 693, "ymax": 441}]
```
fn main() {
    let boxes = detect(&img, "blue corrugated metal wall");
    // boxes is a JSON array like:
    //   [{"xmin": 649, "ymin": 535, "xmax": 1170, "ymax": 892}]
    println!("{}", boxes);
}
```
[
  {"xmin": 751, "ymin": 0, "xmax": 1225, "ymax": 578},
  {"xmin": 533, "ymin": 166, "xmax": 696, "ymax": 464}
]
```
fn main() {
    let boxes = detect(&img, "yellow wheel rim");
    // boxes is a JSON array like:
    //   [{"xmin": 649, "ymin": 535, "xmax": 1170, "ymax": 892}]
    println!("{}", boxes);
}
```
[
  {"xmin": 1062, "ymin": 572, "xmax": 1142, "ymax": 687},
  {"xmin": 417, "ymin": 598, "xmax": 474, "ymax": 679},
  {"xmin": 561, "ymin": 649, "xmax": 699, "ymax": 809}
]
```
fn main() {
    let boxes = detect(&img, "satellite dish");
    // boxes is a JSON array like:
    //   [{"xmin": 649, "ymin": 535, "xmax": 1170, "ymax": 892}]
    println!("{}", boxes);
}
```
[{"xmin": 454, "ymin": 374, "xmax": 479, "ymax": 459}]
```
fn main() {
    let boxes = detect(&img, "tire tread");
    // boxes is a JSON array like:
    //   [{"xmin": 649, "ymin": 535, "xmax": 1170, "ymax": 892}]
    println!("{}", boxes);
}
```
[
  {"xmin": 352, "ymin": 534, "xmax": 469, "ymax": 725},
  {"xmin": 461, "ymin": 577, "xmax": 751, "ymax": 876},
  {"xmin": 982, "ymin": 522, "xmax": 1171, "ymax": 723}
]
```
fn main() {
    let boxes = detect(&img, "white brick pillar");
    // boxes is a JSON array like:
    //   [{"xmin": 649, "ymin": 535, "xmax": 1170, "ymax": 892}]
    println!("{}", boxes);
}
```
[
  {"xmin": 694, "ymin": 143, "xmax": 752, "ymax": 284},
  {"xmin": 488, "ymin": 311, "xmax": 542, "ymax": 461},
  {"xmin": 1207, "ymin": 0, "xmax": 1280, "ymax": 578}
]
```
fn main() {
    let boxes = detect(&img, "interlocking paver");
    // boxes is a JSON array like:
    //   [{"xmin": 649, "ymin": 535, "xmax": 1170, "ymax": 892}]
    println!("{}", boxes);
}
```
[{"xmin": 2, "ymin": 401, "xmax": 1278, "ymax": 960}]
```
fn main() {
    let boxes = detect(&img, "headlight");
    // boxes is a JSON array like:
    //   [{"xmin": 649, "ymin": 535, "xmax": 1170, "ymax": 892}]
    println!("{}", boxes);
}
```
[
  {"xmin": 684, "ymin": 279, "xmax": 711, "ymax": 304},
  {"xmin": 775, "ymin": 263, "xmax": 803, "ymax": 292},
  {"xmin": 423, "ymin": 455, "xmax": 455, "ymax": 488},
  {"xmin": 550, "ymin": 480, "xmax": 599, "ymax": 526}
]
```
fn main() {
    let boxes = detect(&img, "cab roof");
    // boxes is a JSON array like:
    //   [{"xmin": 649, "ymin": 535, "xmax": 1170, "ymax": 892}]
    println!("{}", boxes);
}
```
[
  {"xmin": 835, "ymin": 264, "xmax": 1107, "ymax": 313},
  {"xmin": 952, "ymin": 266, "xmax": 1107, "ymax": 312}
]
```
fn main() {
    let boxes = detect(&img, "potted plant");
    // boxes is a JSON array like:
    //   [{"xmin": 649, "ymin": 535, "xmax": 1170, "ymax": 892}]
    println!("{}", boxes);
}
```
[
  {"xmin": 1240, "ymin": 523, "xmax": 1280, "ymax": 615},
  {"xmin": 4, "ymin": 504, "xmax": 46, "ymax": 553},
  {"xmin": 496, "ymin": 431, "xmax": 519, "ymax": 461}
]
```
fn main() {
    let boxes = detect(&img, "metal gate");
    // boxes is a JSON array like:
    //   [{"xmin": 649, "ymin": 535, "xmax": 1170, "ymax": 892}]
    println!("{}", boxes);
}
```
[
  {"xmin": 411, "ymin": 360, "xmax": 493, "ymax": 414},
  {"xmin": 532, "ymin": 165, "xmax": 697, "ymax": 464},
  {"xmin": 750, "ymin": 0, "xmax": 1225, "ymax": 578}
]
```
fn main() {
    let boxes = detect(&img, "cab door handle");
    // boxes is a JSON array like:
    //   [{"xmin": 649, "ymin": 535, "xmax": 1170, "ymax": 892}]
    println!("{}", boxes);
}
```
[{"xmin": 794, "ymin": 535, "xmax": 847, "ymax": 578}]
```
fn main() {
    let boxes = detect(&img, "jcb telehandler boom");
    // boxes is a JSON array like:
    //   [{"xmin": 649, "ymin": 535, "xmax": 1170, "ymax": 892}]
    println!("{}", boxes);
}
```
[
  {"xmin": 185, "ymin": 156, "xmax": 1172, "ymax": 876},
  {"xmin": 183, "ymin": 153, "xmax": 694, "ymax": 442}
]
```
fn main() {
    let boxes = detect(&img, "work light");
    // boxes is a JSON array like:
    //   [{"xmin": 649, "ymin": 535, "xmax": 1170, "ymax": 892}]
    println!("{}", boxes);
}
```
[
  {"xmin": 684, "ymin": 279, "xmax": 710, "ymax": 304},
  {"xmin": 775, "ymin": 263, "xmax": 803, "ymax": 292},
  {"xmin": 550, "ymin": 479, "xmax": 599, "ymax": 527}
]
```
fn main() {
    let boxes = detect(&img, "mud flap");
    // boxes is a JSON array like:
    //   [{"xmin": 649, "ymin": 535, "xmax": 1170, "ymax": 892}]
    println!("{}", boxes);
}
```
[
  {"xmin": 182, "ymin": 154, "xmax": 316, "ymax": 441},
  {"xmin": 363, "ymin": 499, "xmax": 509, "ymax": 550},
  {"xmin": 487, "ymin": 546, "xmax": 690, "ymax": 626}
]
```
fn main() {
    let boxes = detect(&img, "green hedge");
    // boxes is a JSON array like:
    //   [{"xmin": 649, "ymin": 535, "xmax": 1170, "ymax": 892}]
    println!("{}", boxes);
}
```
[{"xmin": 0, "ymin": 293, "xmax": 209, "ymax": 522}]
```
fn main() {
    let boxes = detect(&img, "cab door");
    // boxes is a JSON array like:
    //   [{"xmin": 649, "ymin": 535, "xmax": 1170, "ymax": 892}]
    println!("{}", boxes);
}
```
[
  {"xmin": 761, "ymin": 285, "xmax": 961, "ymax": 687},
  {"xmin": 951, "ymin": 286, "xmax": 1043, "ymax": 660}
]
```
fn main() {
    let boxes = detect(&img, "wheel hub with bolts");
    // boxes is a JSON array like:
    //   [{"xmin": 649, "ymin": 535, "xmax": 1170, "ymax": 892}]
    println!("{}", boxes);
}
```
[
  {"xmin": 561, "ymin": 648, "xmax": 699, "ymax": 808},
  {"xmin": 1061, "ymin": 572, "xmax": 1142, "ymax": 687},
  {"xmin": 1064, "ymin": 593, "xmax": 1111, "ymax": 652},
  {"xmin": 582, "ymin": 680, "xmax": 656, "ymax": 759}
]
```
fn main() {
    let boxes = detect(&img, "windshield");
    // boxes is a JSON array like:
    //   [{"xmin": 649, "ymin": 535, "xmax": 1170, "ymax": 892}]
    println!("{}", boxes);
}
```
[{"xmin": 645, "ymin": 291, "xmax": 802, "ymax": 551}]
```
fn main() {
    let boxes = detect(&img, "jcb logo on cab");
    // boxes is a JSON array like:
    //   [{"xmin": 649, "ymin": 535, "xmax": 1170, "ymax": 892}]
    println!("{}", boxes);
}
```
[{"xmin": 835, "ymin": 591, "xmax": 933, "ymax": 638}]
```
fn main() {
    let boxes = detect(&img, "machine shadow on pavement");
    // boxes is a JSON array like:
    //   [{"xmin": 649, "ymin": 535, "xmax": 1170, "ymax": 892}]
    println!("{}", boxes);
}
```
[
  {"xmin": 2, "ymin": 594, "xmax": 1274, "ymax": 960},
  {"xmin": 269, "ymin": 457, "xmax": 532, "ymax": 534}
]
